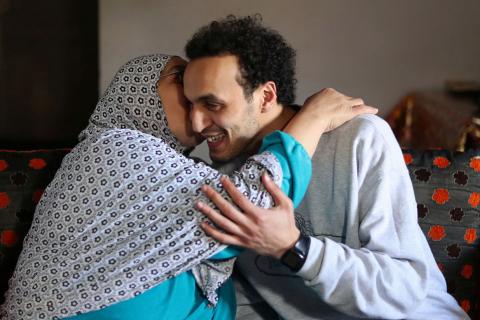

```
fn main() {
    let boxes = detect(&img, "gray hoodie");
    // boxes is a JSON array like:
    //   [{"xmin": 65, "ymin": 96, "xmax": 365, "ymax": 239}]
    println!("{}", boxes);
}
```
[{"xmin": 218, "ymin": 115, "xmax": 468, "ymax": 319}]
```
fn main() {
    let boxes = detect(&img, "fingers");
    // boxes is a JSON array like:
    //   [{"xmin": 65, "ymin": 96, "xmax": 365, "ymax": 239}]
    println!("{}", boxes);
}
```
[
  {"xmin": 350, "ymin": 98, "xmax": 364, "ymax": 106},
  {"xmin": 261, "ymin": 173, "xmax": 290, "ymax": 208},
  {"xmin": 200, "ymin": 183, "xmax": 250, "ymax": 227},
  {"xmin": 218, "ymin": 176, "xmax": 256, "ymax": 213},
  {"xmin": 196, "ymin": 200, "xmax": 244, "ymax": 235},
  {"xmin": 201, "ymin": 221, "xmax": 244, "ymax": 247},
  {"xmin": 347, "ymin": 96, "xmax": 377, "ymax": 115},
  {"xmin": 352, "ymin": 104, "xmax": 378, "ymax": 115},
  {"xmin": 346, "ymin": 96, "xmax": 377, "ymax": 113}
]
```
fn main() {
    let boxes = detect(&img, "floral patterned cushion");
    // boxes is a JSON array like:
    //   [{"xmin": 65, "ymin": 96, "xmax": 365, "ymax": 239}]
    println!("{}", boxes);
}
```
[
  {"xmin": 403, "ymin": 149, "xmax": 480, "ymax": 317},
  {"xmin": 0, "ymin": 149, "xmax": 69, "ymax": 304},
  {"xmin": 1, "ymin": 147, "xmax": 479, "ymax": 316}
]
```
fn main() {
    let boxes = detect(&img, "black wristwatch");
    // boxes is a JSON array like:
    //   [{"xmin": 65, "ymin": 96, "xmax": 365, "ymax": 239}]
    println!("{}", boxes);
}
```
[{"xmin": 280, "ymin": 234, "xmax": 311, "ymax": 272}]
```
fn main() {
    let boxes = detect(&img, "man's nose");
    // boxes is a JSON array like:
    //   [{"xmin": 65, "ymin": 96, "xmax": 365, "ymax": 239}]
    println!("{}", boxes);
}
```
[{"xmin": 190, "ymin": 105, "xmax": 211, "ymax": 134}]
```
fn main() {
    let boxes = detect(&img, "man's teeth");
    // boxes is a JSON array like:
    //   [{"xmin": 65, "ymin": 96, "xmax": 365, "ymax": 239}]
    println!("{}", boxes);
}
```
[{"xmin": 206, "ymin": 134, "xmax": 225, "ymax": 143}]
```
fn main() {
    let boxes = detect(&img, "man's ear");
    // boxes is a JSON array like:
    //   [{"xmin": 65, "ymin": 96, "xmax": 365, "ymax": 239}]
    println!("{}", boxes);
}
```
[{"xmin": 260, "ymin": 81, "xmax": 278, "ymax": 113}]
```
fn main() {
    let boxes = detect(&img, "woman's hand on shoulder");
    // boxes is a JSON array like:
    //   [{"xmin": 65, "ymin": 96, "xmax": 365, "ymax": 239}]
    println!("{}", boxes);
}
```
[{"xmin": 301, "ymin": 88, "xmax": 378, "ymax": 132}]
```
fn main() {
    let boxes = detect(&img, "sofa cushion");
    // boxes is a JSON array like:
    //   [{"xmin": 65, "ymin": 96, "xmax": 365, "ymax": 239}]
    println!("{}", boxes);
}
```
[
  {"xmin": 403, "ymin": 149, "xmax": 480, "ymax": 317},
  {"xmin": 1, "ymin": 147, "xmax": 478, "ymax": 316},
  {"xmin": 0, "ymin": 149, "xmax": 69, "ymax": 304}
]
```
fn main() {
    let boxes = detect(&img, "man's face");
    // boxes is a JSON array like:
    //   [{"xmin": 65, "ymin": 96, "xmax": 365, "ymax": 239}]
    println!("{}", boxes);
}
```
[{"xmin": 183, "ymin": 54, "xmax": 263, "ymax": 162}]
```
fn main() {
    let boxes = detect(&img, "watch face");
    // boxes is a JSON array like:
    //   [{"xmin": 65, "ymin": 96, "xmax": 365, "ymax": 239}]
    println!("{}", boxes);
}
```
[
  {"xmin": 280, "ymin": 234, "xmax": 310, "ymax": 272},
  {"xmin": 281, "ymin": 250, "xmax": 304, "ymax": 272}
]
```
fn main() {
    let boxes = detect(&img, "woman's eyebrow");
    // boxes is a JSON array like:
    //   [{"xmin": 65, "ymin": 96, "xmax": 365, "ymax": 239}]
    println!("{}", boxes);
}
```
[
  {"xmin": 161, "ymin": 64, "xmax": 186, "ymax": 77},
  {"xmin": 170, "ymin": 64, "xmax": 186, "ymax": 73},
  {"xmin": 160, "ymin": 65, "xmax": 186, "ymax": 78}
]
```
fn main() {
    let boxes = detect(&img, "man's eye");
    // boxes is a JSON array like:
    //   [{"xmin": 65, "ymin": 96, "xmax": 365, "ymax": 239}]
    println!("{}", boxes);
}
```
[{"xmin": 206, "ymin": 103, "xmax": 221, "ymax": 111}]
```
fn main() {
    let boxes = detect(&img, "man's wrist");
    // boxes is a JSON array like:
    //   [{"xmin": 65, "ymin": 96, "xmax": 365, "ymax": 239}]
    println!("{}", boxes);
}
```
[
  {"xmin": 280, "ymin": 233, "xmax": 311, "ymax": 272},
  {"xmin": 276, "ymin": 229, "xmax": 301, "ymax": 259},
  {"xmin": 296, "ymin": 237, "xmax": 324, "ymax": 281}
]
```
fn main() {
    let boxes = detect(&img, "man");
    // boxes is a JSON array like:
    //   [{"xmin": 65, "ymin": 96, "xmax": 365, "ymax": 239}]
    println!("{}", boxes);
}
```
[{"xmin": 183, "ymin": 15, "xmax": 467, "ymax": 319}]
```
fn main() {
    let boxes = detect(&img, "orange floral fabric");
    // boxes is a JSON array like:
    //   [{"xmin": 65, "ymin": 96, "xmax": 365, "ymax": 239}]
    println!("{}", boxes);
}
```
[
  {"xmin": 437, "ymin": 262, "xmax": 445, "ymax": 273},
  {"xmin": 461, "ymin": 264, "xmax": 473, "ymax": 279},
  {"xmin": 464, "ymin": 228, "xmax": 477, "ymax": 244},
  {"xmin": 0, "ymin": 160, "xmax": 8, "ymax": 172},
  {"xmin": 32, "ymin": 189, "xmax": 44, "ymax": 204},
  {"xmin": 433, "ymin": 156, "xmax": 450, "ymax": 168},
  {"xmin": 432, "ymin": 188, "xmax": 449, "ymax": 205},
  {"xmin": 468, "ymin": 192, "xmax": 480, "ymax": 208},
  {"xmin": 0, "ymin": 149, "xmax": 70, "ymax": 304},
  {"xmin": 460, "ymin": 299, "xmax": 471, "ymax": 313},
  {"xmin": 428, "ymin": 225, "xmax": 446, "ymax": 241},
  {"xmin": 29, "ymin": 158, "xmax": 47, "ymax": 170},
  {"xmin": 469, "ymin": 157, "xmax": 480, "ymax": 172},
  {"xmin": 0, "ymin": 229, "xmax": 18, "ymax": 247},
  {"xmin": 0, "ymin": 192, "xmax": 10, "ymax": 209},
  {"xmin": 403, "ymin": 149, "xmax": 480, "ymax": 318},
  {"xmin": 403, "ymin": 153, "xmax": 413, "ymax": 165}
]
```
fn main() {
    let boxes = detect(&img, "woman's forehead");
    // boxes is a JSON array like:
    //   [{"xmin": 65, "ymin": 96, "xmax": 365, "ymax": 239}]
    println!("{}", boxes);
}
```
[{"xmin": 162, "ymin": 56, "xmax": 187, "ymax": 74}]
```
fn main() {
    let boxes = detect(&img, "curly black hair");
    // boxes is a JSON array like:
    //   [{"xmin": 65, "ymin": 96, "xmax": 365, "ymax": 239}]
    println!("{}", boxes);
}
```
[{"xmin": 185, "ymin": 14, "xmax": 296, "ymax": 106}]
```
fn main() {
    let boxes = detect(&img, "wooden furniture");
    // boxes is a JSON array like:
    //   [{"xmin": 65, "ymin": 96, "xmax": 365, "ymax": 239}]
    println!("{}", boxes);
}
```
[{"xmin": 387, "ymin": 90, "xmax": 479, "ymax": 151}]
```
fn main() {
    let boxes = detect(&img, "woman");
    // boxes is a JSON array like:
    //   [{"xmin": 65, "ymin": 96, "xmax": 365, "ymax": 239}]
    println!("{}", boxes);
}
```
[{"xmin": 0, "ymin": 54, "xmax": 375, "ymax": 319}]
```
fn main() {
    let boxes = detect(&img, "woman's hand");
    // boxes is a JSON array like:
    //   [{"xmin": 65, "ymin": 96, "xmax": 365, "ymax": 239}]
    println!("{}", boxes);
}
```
[
  {"xmin": 301, "ymin": 88, "xmax": 378, "ymax": 132},
  {"xmin": 283, "ymin": 88, "xmax": 377, "ymax": 156}
]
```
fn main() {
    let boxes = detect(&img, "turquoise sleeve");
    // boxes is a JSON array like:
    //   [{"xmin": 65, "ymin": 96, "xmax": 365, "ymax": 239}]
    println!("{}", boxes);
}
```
[
  {"xmin": 64, "ymin": 272, "xmax": 233, "ymax": 320},
  {"xmin": 258, "ymin": 130, "xmax": 312, "ymax": 208},
  {"xmin": 210, "ymin": 131, "xmax": 312, "ymax": 261}
]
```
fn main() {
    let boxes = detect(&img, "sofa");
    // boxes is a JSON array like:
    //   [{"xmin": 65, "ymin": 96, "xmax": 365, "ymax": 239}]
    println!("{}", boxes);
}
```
[{"xmin": 0, "ymin": 147, "xmax": 479, "ymax": 318}]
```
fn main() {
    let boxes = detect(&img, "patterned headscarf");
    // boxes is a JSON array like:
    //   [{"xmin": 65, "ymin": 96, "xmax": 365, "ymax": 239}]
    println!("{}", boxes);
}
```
[
  {"xmin": 1, "ymin": 54, "xmax": 282, "ymax": 319},
  {"xmin": 78, "ymin": 55, "xmax": 187, "ymax": 153}
]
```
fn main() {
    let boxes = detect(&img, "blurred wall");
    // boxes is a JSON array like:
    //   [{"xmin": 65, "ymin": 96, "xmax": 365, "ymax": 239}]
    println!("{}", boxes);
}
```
[
  {"xmin": 100, "ymin": 0, "xmax": 480, "ymax": 115},
  {"xmin": 99, "ymin": 0, "xmax": 480, "ymax": 158}
]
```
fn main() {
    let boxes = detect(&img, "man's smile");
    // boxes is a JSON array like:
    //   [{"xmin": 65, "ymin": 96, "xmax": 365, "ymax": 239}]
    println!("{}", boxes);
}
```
[{"xmin": 204, "ymin": 132, "xmax": 226, "ymax": 149}]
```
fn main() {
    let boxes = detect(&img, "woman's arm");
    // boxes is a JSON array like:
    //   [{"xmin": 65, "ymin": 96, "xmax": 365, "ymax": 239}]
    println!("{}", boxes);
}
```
[{"xmin": 283, "ymin": 88, "xmax": 377, "ymax": 157}]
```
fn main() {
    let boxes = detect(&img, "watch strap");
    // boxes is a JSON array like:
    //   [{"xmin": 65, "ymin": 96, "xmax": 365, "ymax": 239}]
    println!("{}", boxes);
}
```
[{"xmin": 280, "ymin": 234, "xmax": 311, "ymax": 272}]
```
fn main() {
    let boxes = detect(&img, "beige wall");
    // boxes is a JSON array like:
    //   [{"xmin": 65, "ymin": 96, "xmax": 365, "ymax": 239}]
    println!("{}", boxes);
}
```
[
  {"xmin": 100, "ymin": 0, "xmax": 480, "ymax": 115},
  {"xmin": 100, "ymin": 0, "xmax": 480, "ymax": 158}
]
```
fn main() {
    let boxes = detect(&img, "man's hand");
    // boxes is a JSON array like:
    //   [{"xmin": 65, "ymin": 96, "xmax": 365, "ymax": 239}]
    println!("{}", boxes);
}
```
[{"xmin": 196, "ymin": 173, "xmax": 300, "ymax": 259}]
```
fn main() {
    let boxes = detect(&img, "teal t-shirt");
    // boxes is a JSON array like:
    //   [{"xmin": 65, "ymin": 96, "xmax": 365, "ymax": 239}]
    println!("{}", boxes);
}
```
[{"xmin": 65, "ymin": 131, "xmax": 311, "ymax": 320}]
